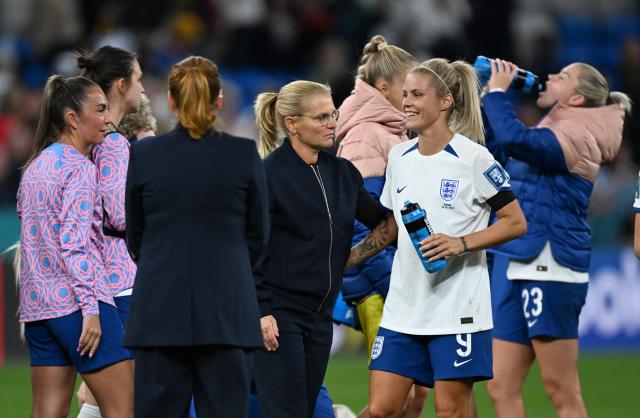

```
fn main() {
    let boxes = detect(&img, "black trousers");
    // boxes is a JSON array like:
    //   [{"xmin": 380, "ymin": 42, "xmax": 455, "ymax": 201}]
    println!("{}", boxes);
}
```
[
  {"xmin": 254, "ymin": 306, "xmax": 334, "ymax": 418},
  {"xmin": 134, "ymin": 345, "xmax": 254, "ymax": 418}
]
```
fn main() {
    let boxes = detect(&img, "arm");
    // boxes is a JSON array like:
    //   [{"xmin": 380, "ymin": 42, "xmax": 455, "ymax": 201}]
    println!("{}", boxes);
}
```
[
  {"xmin": 345, "ymin": 213, "xmax": 398, "ymax": 270},
  {"xmin": 483, "ymin": 59, "xmax": 567, "ymax": 171},
  {"xmin": 60, "ymin": 164, "xmax": 100, "ymax": 318},
  {"xmin": 124, "ymin": 141, "xmax": 143, "ymax": 262},
  {"xmin": 420, "ymin": 199, "xmax": 527, "ymax": 261},
  {"xmin": 94, "ymin": 133, "xmax": 129, "ymax": 231},
  {"xmin": 60, "ymin": 164, "xmax": 102, "ymax": 356},
  {"xmin": 245, "ymin": 144, "xmax": 270, "ymax": 270}
]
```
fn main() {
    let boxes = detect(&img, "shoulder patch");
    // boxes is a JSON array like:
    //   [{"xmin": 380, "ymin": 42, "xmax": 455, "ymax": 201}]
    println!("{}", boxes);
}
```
[{"xmin": 483, "ymin": 162, "xmax": 510, "ymax": 190}]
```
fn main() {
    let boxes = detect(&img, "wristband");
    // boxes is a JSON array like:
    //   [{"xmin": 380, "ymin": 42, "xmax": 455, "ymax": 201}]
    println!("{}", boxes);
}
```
[{"xmin": 460, "ymin": 236, "xmax": 469, "ymax": 253}]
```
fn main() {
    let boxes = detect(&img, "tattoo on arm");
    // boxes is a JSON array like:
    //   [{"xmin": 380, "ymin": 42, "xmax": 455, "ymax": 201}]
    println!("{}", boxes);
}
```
[{"xmin": 345, "ymin": 215, "xmax": 396, "ymax": 270}]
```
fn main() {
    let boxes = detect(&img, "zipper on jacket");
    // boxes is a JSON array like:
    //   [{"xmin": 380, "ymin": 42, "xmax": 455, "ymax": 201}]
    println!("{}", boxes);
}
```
[{"xmin": 310, "ymin": 164, "xmax": 333, "ymax": 312}]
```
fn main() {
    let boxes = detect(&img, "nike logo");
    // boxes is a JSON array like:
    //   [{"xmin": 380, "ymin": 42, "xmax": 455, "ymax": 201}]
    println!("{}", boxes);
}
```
[
  {"xmin": 397, "ymin": 185, "xmax": 407, "ymax": 193},
  {"xmin": 453, "ymin": 358, "xmax": 472, "ymax": 367},
  {"xmin": 527, "ymin": 319, "xmax": 538, "ymax": 328}
]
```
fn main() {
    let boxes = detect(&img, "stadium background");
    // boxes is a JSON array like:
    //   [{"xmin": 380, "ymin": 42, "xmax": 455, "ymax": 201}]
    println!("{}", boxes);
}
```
[{"xmin": 0, "ymin": 0, "xmax": 639, "ymax": 416}]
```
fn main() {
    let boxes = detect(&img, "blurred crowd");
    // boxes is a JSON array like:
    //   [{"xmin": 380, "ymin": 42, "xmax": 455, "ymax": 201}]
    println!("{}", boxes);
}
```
[{"xmin": 0, "ymin": 0, "xmax": 639, "ymax": 244}]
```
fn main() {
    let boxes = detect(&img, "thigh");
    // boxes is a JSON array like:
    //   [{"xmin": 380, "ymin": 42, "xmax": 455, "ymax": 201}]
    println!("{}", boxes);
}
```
[
  {"xmin": 134, "ymin": 347, "xmax": 193, "ymax": 418},
  {"xmin": 433, "ymin": 379, "xmax": 473, "ymax": 418},
  {"xmin": 369, "ymin": 327, "xmax": 433, "ymax": 387},
  {"xmin": 81, "ymin": 359, "xmax": 134, "ymax": 418},
  {"xmin": 193, "ymin": 346, "xmax": 253, "ymax": 418},
  {"xmin": 254, "ymin": 330, "xmax": 308, "ymax": 418},
  {"xmin": 428, "ymin": 330, "xmax": 493, "ymax": 384},
  {"xmin": 31, "ymin": 366, "xmax": 76, "ymax": 418},
  {"xmin": 369, "ymin": 370, "xmax": 415, "ymax": 416},
  {"xmin": 490, "ymin": 338, "xmax": 534, "ymax": 391},
  {"xmin": 532, "ymin": 338, "xmax": 581, "ymax": 390},
  {"xmin": 521, "ymin": 281, "xmax": 588, "ymax": 340}
]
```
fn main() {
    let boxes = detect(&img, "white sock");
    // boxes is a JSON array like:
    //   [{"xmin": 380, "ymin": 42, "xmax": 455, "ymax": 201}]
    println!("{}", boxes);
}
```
[{"xmin": 77, "ymin": 404, "xmax": 102, "ymax": 418}]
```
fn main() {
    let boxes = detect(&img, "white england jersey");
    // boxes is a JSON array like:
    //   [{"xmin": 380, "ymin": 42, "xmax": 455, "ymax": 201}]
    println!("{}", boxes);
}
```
[{"xmin": 380, "ymin": 134, "xmax": 511, "ymax": 335}]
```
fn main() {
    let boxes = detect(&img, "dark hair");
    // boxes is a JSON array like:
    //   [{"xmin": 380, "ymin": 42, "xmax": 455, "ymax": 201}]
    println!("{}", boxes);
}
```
[
  {"xmin": 77, "ymin": 45, "xmax": 137, "ymax": 95},
  {"xmin": 24, "ymin": 75, "xmax": 99, "ymax": 169},
  {"xmin": 168, "ymin": 56, "xmax": 221, "ymax": 139}
]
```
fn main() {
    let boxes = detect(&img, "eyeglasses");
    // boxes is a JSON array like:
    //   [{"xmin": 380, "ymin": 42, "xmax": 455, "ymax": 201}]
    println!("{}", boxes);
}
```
[{"xmin": 293, "ymin": 109, "xmax": 340, "ymax": 126}]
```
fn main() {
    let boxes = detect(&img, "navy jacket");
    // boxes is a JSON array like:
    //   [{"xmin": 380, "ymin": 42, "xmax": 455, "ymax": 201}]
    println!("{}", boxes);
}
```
[
  {"xmin": 257, "ymin": 140, "xmax": 388, "ymax": 315},
  {"xmin": 124, "ymin": 127, "xmax": 269, "ymax": 348},
  {"xmin": 483, "ymin": 92, "xmax": 624, "ymax": 272}
]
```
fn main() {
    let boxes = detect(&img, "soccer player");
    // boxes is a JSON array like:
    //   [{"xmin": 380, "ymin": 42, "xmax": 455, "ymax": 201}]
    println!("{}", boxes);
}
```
[
  {"xmin": 348, "ymin": 59, "xmax": 526, "ymax": 418},
  {"xmin": 483, "ymin": 59, "xmax": 630, "ymax": 418},
  {"xmin": 18, "ymin": 75, "xmax": 133, "ymax": 418}
]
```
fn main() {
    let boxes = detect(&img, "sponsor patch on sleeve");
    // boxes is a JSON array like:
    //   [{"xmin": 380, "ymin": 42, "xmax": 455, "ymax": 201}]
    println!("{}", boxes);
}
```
[{"xmin": 483, "ymin": 162, "xmax": 510, "ymax": 191}]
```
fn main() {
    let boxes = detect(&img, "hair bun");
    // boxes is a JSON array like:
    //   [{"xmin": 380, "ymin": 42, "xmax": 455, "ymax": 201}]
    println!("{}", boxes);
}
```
[
  {"xmin": 76, "ymin": 55, "xmax": 96, "ymax": 72},
  {"xmin": 363, "ymin": 35, "xmax": 388, "ymax": 55}
]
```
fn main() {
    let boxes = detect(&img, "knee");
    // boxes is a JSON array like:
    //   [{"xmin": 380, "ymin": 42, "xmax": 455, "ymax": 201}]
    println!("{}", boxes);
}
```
[
  {"xmin": 486, "ymin": 377, "xmax": 519, "ymax": 402},
  {"xmin": 369, "ymin": 401, "xmax": 396, "ymax": 418},
  {"xmin": 434, "ymin": 402, "xmax": 464, "ymax": 418},
  {"xmin": 540, "ymin": 372, "xmax": 580, "ymax": 407}
]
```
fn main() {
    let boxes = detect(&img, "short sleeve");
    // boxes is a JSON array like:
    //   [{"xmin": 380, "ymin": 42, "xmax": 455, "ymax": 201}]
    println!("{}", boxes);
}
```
[{"xmin": 473, "ymin": 149, "xmax": 512, "ymax": 203}]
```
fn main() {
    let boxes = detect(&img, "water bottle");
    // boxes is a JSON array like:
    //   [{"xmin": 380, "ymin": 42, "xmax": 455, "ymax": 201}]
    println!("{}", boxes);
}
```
[
  {"xmin": 400, "ymin": 200, "xmax": 448, "ymax": 273},
  {"xmin": 473, "ymin": 55, "xmax": 544, "ymax": 94}
]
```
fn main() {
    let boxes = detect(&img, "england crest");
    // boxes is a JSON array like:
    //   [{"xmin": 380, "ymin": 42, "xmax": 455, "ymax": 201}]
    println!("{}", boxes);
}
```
[
  {"xmin": 440, "ymin": 179, "xmax": 459, "ymax": 201},
  {"xmin": 371, "ymin": 336, "xmax": 385, "ymax": 360}
]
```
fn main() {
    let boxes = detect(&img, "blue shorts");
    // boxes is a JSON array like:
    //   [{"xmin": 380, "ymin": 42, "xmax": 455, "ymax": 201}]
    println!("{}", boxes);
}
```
[
  {"xmin": 369, "ymin": 327, "xmax": 492, "ymax": 388},
  {"xmin": 492, "ymin": 279, "xmax": 588, "ymax": 345},
  {"xmin": 24, "ymin": 301, "xmax": 133, "ymax": 373},
  {"xmin": 114, "ymin": 295, "xmax": 131, "ymax": 327}
]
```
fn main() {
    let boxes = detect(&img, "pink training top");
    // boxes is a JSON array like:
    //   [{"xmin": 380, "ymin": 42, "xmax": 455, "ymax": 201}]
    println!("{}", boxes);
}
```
[
  {"xmin": 18, "ymin": 143, "xmax": 114, "ymax": 322},
  {"xmin": 93, "ymin": 132, "xmax": 136, "ymax": 295}
]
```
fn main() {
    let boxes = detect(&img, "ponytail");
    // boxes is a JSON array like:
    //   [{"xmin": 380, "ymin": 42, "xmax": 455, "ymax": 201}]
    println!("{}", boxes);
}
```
[
  {"xmin": 609, "ymin": 91, "xmax": 633, "ymax": 115},
  {"xmin": 449, "ymin": 61, "xmax": 484, "ymax": 143},
  {"xmin": 412, "ymin": 59, "xmax": 484, "ymax": 143},
  {"xmin": 254, "ymin": 92, "xmax": 279, "ymax": 157},
  {"xmin": 253, "ymin": 81, "xmax": 331, "ymax": 158},
  {"xmin": 24, "ymin": 75, "xmax": 97, "ymax": 170},
  {"xmin": 168, "ymin": 56, "xmax": 220, "ymax": 140}
]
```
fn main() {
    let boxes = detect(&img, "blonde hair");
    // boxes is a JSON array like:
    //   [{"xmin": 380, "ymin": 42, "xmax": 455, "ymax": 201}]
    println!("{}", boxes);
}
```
[
  {"xmin": 357, "ymin": 35, "xmax": 416, "ymax": 86},
  {"xmin": 411, "ymin": 58, "xmax": 485, "ymax": 143},
  {"xmin": 574, "ymin": 63, "xmax": 632, "ymax": 115},
  {"xmin": 254, "ymin": 80, "xmax": 331, "ymax": 157},
  {"xmin": 168, "ymin": 56, "xmax": 220, "ymax": 139},
  {"xmin": 120, "ymin": 94, "xmax": 157, "ymax": 139}
]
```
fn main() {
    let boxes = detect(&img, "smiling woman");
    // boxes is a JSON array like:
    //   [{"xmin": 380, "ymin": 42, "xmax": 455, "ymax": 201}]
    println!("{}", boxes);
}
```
[
  {"xmin": 16, "ymin": 75, "xmax": 134, "ymax": 418},
  {"xmin": 351, "ymin": 59, "xmax": 527, "ymax": 418}
]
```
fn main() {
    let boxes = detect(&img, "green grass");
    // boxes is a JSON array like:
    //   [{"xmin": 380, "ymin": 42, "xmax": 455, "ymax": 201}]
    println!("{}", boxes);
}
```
[{"xmin": 1, "ymin": 353, "xmax": 638, "ymax": 417}]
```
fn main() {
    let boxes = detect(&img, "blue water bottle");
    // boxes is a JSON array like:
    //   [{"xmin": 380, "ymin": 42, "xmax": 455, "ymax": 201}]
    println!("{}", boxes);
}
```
[
  {"xmin": 473, "ymin": 55, "xmax": 544, "ymax": 94},
  {"xmin": 401, "ymin": 200, "xmax": 448, "ymax": 273}
]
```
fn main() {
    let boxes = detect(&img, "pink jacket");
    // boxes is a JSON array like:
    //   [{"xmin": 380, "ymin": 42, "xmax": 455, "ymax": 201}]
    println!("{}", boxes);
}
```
[
  {"xmin": 93, "ymin": 132, "xmax": 136, "ymax": 295},
  {"xmin": 18, "ymin": 143, "xmax": 114, "ymax": 322},
  {"xmin": 539, "ymin": 104, "xmax": 624, "ymax": 182},
  {"xmin": 336, "ymin": 78, "xmax": 408, "ymax": 178}
]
